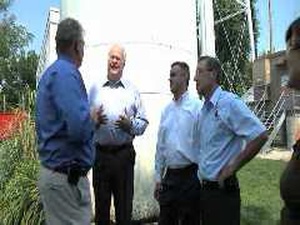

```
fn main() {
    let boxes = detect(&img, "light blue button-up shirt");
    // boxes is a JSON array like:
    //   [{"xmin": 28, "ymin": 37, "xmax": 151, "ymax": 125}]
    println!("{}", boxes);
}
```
[
  {"xmin": 155, "ymin": 91, "xmax": 203, "ymax": 182},
  {"xmin": 198, "ymin": 86, "xmax": 266, "ymax": 181},
  {"xmin": 90, "ymin": 78, "xmax": 148, "ymax": 146}
]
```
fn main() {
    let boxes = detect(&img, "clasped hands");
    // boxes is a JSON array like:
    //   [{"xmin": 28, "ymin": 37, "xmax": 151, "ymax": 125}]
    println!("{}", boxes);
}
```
[{"xmin": 90, "ymin": 105, "xmax": 132, "ymax": 133}]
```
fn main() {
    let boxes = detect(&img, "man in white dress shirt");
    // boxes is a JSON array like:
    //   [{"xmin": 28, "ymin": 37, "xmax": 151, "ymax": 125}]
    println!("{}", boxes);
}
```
[
  {"xmin": 90, "ymin": 44, "xmax": 148, "ymax": 225},
  {"xmin": 154, "ymin": 61, "xmax": 202, "ymax": 225}
]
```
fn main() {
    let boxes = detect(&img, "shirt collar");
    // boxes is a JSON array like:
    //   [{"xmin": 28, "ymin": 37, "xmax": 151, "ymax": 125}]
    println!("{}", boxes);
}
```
[
  {"xmin": 58, "ymin": 53, "xmax": 75, "ymax": 65},
  {"xmin": 173, "ymin": 91, "xmax": 189, "ymax": 103},
  {"xmin": 207, "ymin": 86, "xmax": 222, "ymax": 107},
  {"xmin": 102, "ymin": 79, "xmax": 125, "ymax": 89}
]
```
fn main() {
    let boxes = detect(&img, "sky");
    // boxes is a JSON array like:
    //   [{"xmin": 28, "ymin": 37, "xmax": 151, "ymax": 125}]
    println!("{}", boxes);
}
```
[
  {"xmin": 10, "ymin": 0, "xmax": 60, "ymax": 51},
  {"xmin": 256, "ymin": 0, "xmax": 300, "ymax": 55},
  {"xmin": 9, "ymin": 0, "xmax": 300, "ymax": 56}
]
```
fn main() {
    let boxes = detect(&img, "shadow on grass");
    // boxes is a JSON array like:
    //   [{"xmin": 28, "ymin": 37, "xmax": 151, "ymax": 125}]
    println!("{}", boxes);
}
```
[{"xmin": 241, "ymin": 205, "xmax": 280, "ymax": 225}]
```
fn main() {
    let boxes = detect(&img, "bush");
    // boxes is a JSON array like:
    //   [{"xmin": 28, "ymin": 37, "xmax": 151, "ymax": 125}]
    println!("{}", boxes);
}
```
[
  {"xmin": 0, "ymin": 90, "xmax": 44, "ymax": 225},
  {"xmin": 0, "ymin": 160, "xmax": 44, "ymax": 224}
]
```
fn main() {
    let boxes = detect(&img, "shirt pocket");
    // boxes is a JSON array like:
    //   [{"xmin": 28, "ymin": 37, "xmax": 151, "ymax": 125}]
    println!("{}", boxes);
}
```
[{"xmin": 209, "ymin": 108, "xmax": 233, "ymax": 144}]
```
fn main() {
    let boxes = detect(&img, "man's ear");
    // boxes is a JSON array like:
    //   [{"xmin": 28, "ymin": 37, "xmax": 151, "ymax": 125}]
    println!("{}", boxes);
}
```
[
  {"xmin": 210, "ymin": 70, "xmax": 217, "ymax": 80},
  {"xmin": 74, "ymin": 41, "xmax": 80, "ymax": 53}
]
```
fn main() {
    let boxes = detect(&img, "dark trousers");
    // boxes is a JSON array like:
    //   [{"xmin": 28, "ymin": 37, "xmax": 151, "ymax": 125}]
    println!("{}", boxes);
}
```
[
  {"xmin": 158, "ymin": 164, "xmax": 201, "ymax": 225},
  {"xmin": 93, "ymin": 144, "xmax": 135, "ymax": 225},
  {"xmin": 280, "ymin": 151, "xmax": 300, "ymax": 225},
  {"xmin": 200, "ymin": 176, "xmax": 240, "ymax": 225}
]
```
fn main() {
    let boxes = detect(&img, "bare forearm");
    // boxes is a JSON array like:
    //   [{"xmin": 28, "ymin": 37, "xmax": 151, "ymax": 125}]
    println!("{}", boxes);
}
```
[{"xmin": 232, "ymin": 131, "xmax": 268, "ymax": 172}]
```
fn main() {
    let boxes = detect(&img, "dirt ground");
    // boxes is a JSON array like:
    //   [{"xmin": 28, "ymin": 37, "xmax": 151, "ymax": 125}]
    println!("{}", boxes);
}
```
[{"xmin": 257, "ymin": 147, "xmax": 292, "ymax": 161}]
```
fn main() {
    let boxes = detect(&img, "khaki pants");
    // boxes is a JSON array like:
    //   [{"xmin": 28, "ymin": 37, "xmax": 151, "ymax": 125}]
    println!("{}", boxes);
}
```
[{"xmin": 38, "ymin": 165, "xmax": 91, "ymax": 225}]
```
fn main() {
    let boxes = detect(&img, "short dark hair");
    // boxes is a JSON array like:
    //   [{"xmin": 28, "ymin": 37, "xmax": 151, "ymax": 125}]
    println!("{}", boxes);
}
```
[
  {"xmin": 171, "ymin": 61, "xmax": 190, "ymax": 87},
  {"xmin": 286, "ymin": 17, "xmax": 300, "ymax": 43},
  {"xmin": 55, "ymin": 18, "xmax": 83, "ymax": 53},
  {"xmin": 198, "ymin": 56, "xmax": 222, "ymax": 83}
]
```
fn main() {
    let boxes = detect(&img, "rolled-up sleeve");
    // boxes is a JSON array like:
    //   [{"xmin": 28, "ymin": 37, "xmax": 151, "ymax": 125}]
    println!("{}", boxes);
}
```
[{"xmin": 130, "ymin": 90, "xmax": 148, "ymax": 136}]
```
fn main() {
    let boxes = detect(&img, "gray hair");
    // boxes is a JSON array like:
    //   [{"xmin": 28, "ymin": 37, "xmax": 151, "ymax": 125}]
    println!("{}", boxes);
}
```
[
  {"xmin": 55, "ymin": 18, "xmax": 84, "ymax": 53},
  {"xmin": 108, "ymin": 44, "xmax": 127, "ymax": 62},
  {"xmin": 198, "ymin": 56, "xmax": 222, "ymax": 83}
]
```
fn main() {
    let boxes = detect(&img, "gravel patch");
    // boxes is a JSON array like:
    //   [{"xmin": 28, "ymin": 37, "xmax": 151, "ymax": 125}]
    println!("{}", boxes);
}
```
[{"xmin": 257, "ymin": 147, "xmax": 292, "ymax": 162}]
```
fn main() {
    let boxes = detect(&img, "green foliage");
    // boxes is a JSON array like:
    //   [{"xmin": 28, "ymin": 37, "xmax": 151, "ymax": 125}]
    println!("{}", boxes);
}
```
[
  {"xmin": 239, "ymin": 158, "xmax": 286, "ymax": 225},
  {"xmin": 0, "ymin": 0, "xmax": 38, "ymax": 109},
  {"xmin": 0, "ymin": 138, "xmax": 22, "ymax": 190},
  {"xmin": 0, "ymin": 160, "xmax": 44, "ymax": 225},
  {"xmin": 0, "ymin": 0, "xmax": 12, "ymax": 12},
  {"xmin": 0, "ymin": 89, "xmax": 43, "ymax": 225}
]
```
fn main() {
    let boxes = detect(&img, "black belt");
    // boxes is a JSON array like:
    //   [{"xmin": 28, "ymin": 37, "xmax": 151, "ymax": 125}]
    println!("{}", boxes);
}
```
[
  {"xmin": 167, "ymin": 163, "xmax": 198, "ymax": 175},
  {"xmin": 44, "ymin": 165, "xmax": 88, "ymax": 185},
  {"xmin": 201, "ymin": 175, "xmax": 239, "ymax": 191},
  {"xmin": 201, "ymin": 180, "xmax": 221, "ymax": 190},
  {"xmin": 95, "ymin": 143, "xmax": 133, "ymax": 154},
  {"xmin": 52, "ymin": 166, "xmax": 88, "ymax": 177}
]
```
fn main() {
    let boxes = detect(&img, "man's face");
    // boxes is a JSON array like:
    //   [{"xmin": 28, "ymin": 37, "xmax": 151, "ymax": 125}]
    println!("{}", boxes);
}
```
[
  {"xmin": 287, "ymin": 30, "xmax": 300, "ymax": 90},
  {"xmin": 169, "ymin": 65, "xmax": 187, "ymax": 95},
  {"xmin": 107, "ymin": 46, "xmax": 125, "ymax": 81},
  {"xmin": 194, "ymin": 61, "xmax": 215, "ymax": 96}
]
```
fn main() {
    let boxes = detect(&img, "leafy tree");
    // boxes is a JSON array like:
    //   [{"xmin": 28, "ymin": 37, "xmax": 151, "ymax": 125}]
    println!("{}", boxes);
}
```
[
  {"xmin": 0, "ymin": 0, "xmax": 38, "ymax": 109},
  {"xmin": 0, "ymin": 0, "xmax": 12, "ymax": 11}
]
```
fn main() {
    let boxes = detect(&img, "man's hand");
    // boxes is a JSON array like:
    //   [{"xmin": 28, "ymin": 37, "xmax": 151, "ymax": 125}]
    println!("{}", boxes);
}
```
[
  {"xmin": 217, "ymin": 164, "xmax": 236, "ymax": 185},
  {"xmin": 115, "ymin": 113, "xmax": 131, "ymax": 133},
  {"xmin": 217, "ymin": 131, "xmax": 268, "ymax": 185},
  {"xmin": 91, "ymin": 105, "xmax": 108, "ymax": 128},
  {"xmin": 154, "ymin": 182, "xmax": 162, "ymax": 201}
]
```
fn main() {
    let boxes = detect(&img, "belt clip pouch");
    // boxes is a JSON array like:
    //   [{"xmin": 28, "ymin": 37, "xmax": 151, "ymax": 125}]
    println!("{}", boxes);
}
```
[
  {"xmin": 224, "ymin": 176, "xmax": 239, "ymax": 192},
  {"xmin": 67, "ymin": 167, "xmax": 80, "ymax": 186}
]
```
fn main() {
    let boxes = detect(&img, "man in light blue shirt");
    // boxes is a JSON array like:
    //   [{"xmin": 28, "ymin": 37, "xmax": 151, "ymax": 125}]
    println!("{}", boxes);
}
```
[
  {"xmin": 154, "ymin": 61, "xmax": 202, "ymax": 225},
  {"xmin": 194, "ymin": 56, "xmax": 268, "ymax": 225}
]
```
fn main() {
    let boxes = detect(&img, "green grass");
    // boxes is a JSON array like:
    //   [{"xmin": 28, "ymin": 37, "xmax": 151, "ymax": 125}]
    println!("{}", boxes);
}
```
[{"xmin": 239, "ymin": 158, "xmax": 286, "ymax": 225}]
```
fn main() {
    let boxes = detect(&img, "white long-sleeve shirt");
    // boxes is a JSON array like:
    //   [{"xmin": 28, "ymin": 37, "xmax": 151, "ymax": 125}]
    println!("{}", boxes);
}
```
[
  {"xmin": 90, "ymin": 78, "xmax": 148, "ymax": 146},
  {"xmin": 155, "ymin": 91, "xmax": 203, "ymax": 182}
]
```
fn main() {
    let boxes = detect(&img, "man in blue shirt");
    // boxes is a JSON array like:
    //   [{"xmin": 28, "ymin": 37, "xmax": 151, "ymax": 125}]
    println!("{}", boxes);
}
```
[
  {"xmin": 194, "ymin": 56, "xmax": 268, "ymax": 225},
  {"xmin": 36, "ymin": 18, "xmax": 94, "ymax": 225},
  {"xmin": 154, "ymin": 61, "xmax": 202, "ymax": 225}
]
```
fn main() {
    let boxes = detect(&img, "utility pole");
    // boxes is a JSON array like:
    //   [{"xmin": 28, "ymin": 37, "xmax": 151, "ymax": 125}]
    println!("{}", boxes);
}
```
[
  {"xmin": 246, "ymin": 0, "xmax": 256, "ymax": 61},
  {"xmin": 198, "ymin": 0, "xmax": 215, "ymax": 57},
  {"xmin": 268, "ymin": 0, "xmax": 273, "ymax": 53}
]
